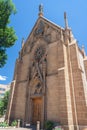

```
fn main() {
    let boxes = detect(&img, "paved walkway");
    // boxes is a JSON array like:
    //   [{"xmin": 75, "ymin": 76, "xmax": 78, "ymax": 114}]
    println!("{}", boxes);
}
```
[{"xmin": 0, "ymin": 128, "xmax": 31, "ymax": 130}]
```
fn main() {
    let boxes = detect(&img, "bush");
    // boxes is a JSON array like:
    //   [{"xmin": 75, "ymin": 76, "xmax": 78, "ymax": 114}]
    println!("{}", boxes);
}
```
[
  {"xmin": 0, "ymin": 121, "xmax": 9, "ymax": 127},
  {"xmin": 0, "ymin": 91, "xmax": 10, "ymax": 116},
  {"xmin": 45, "ymin": 120, "xmax": 54, "ymax": 130},
  {"xmin": 11, "ymin": 120, "xmax": 17, "ymax": 126}
]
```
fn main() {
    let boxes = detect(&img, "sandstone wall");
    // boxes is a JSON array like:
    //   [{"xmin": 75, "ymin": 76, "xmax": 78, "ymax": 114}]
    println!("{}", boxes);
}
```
[{"xmin": 69, "ymin": 43, "xmax": 87, "ymax": 126}]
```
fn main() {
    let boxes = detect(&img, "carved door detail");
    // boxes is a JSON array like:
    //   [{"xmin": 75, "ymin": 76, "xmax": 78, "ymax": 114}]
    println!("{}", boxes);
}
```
[{"xmin": 32, "ymin": 98, "xmax": 42, "ymax": 124}]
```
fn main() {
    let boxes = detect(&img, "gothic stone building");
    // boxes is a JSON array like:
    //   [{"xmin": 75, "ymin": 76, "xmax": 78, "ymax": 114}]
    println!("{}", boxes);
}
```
[{"xmin": 6, "ymin": 11, "xmax": 87, "ymax": 130}]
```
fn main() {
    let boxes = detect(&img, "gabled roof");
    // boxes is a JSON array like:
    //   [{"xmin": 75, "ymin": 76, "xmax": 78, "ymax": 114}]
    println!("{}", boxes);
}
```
[{"xmin": 25, "ymin": 16, "xmax": 64, "ymax": 44}]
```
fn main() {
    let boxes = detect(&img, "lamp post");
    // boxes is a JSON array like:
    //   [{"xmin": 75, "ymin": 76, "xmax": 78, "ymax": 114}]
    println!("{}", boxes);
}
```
[{"xmin": 7, "ymin": 79, "xmax": 16, "ymax": 124}]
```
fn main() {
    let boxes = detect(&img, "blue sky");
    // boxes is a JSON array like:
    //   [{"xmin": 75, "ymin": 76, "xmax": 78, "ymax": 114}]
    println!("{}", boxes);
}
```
[{"xmin": 0, "ymin": 0, "xmax": 87, "ymax": 84}]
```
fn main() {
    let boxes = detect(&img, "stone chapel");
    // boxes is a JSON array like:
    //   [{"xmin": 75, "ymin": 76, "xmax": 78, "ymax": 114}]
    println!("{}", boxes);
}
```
[{"xmin": 6, "ymin": 5, "xmax": 87, "ymax": 130}]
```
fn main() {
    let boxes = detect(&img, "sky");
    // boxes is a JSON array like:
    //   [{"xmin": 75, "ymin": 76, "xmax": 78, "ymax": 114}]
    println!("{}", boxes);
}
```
[{"xmin": 0, "ymin": 0, "xmax": 87, "ymax": 84}]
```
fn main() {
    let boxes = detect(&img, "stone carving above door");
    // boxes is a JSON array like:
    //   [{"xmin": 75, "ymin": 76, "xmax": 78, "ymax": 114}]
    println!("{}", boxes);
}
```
[
  {"xmin": 29, "ymin": 70, "xmax": 42, "ymax": 94},
  {"xmin": 29, "ymin": 42, "xmax": 47, "ymax": 96}
]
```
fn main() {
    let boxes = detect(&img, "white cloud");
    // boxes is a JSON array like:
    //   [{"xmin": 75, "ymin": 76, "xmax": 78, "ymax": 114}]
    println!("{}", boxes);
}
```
[{"xmin": 0, "ymin": 75, "xmax": 7, "ymax": 81}]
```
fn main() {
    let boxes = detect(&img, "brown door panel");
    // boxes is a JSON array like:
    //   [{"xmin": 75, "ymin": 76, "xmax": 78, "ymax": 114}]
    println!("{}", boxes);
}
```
[{"xmin": 32, "ymin": 98, "xmax": 42, "ymax": 124}]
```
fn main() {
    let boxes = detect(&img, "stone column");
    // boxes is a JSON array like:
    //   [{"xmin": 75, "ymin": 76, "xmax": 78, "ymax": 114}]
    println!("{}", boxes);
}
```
[{"xmin": 37, "ymin": 121, "xmax": 40, "ymax": 130}]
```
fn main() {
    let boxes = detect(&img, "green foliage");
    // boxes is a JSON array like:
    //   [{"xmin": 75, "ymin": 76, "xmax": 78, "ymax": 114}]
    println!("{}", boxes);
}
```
[
  {"xmin": 55, "ymin": 128, "xmax": 61, "ymax": 130},
  {"xmin": 0, "ymin": 121, "xmax": 9, "ymax": 127},
  {"xmin": 0, "ymin": 0, "xmax": 17, "ymax": 67},
  {"xmin": 0, "ymin": 91, "xmax": 10, "ymax": 116},
  {"xmin": 0, "ymin": 100, "xmax": 4, "ymax": 116},
  {"xmin": 0, "ymin": 0, "xmax": 16, "ymax": 28},
  {"xmin": 0, "ymin": 49, "xmax": 7, "ymax": 68},
  {"xmin": 11, "ymin": 120, "xmax": 17, "ymax": 126},
  {"xmin": 45, "ymin": 120, "xmax": 54, "ymax": 130}
]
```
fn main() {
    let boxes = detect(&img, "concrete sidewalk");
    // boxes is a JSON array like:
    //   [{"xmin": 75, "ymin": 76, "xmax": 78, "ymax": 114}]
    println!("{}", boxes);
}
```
[{"xmin": 0, "ymin": 128, "xmax": 31, "ymax": 130}]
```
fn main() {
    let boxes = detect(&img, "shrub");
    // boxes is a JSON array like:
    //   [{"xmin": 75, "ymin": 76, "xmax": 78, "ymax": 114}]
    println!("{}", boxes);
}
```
[
  {"xmin": 11, "ymin": 120, "xmax": 17, "ymax": 126},
  {"xmin": 45, "ymin": 120, "xmax": 54, "ymax": 130},
  {"xmin": 0, "ymin": 121, "xmax": 9, "ymax": 127}
]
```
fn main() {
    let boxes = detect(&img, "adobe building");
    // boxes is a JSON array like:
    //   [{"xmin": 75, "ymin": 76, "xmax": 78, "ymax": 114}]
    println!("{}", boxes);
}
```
[{"xmin": 6, "ymin": 5, "xmax": 87, "ymax": 130}]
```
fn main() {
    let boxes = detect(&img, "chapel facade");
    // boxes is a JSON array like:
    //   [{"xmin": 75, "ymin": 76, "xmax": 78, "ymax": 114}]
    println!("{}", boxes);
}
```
[{"xmin": 6, "ymin": 6, "xmax": 87, "ymax": 130}]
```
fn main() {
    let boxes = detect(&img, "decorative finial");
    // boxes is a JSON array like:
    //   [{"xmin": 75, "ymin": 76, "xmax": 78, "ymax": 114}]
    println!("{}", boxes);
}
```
[
  {"xmin": 82, "ymin": 45, "xmax": 86, "ymax": 57},
  {"xmin": 64, "ymin": 12, "xmax": 68, "ymax": 29},
  {"xmin": 21, "ymin": 38, "xmax": 24, "ymax": 48},
  {"xmin": 38, "ymin": 4, "xmax": 43, "ymax": 17}
]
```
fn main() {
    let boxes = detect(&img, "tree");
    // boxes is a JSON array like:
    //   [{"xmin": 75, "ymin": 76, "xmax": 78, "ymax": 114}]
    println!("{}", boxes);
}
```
[
  {"xmin": 0, "ymin": 0, "xmax": 17, "ymax": 68},
  {"xmin": 0, "ymin": 91, "xmax": 10, "ymax": 117}
]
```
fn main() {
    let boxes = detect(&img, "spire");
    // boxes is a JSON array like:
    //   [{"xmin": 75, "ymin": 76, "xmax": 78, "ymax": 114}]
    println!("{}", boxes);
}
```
[
  {"xmin": 82, "ymin": 45, "xmax": 86, "ymax": 57},
  {"xmin": 64, "ymin": 12, "xmax": 69, "ymax": 29},
  {"xmin": 21, "ymin": 38, "xmax": 24, "ymax": 48},
  {"xmin": 38, "ymin": 4, "xmax": 43, "ymax": 17}
]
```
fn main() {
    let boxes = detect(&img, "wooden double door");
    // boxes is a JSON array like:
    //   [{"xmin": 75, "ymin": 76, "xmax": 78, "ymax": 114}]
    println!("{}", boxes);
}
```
[{"xmin": 32, "ymin": 98, "xmax": 42, "ymax": 124}]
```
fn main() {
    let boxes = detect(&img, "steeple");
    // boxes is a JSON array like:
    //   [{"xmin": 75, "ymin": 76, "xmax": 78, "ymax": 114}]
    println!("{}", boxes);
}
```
[
  {"xmin": 38, "ymin": 4, "xmax": 43, "ymax": 17},
  {"xmin": 64, "ymin": 12, "xmax": 69, "ymax": 29}
]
